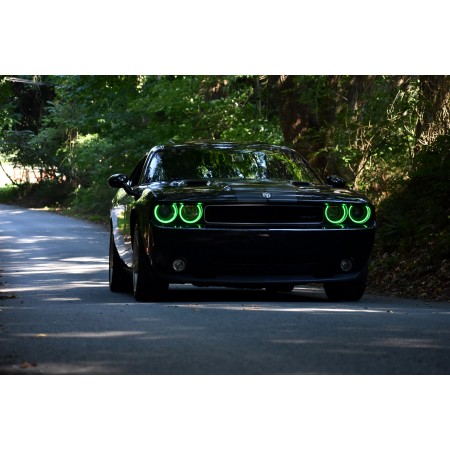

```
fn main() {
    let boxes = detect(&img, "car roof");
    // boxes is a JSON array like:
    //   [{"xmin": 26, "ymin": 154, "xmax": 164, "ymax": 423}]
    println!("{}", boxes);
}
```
[{"xmin": 150, "ymin": 141, "xmax": 295, "ymax": 153}]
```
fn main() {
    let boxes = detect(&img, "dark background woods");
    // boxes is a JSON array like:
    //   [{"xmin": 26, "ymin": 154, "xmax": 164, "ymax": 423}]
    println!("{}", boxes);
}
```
[{"xmin": 0, "ymin": 75, "xmax": 449, "ymax": 299}]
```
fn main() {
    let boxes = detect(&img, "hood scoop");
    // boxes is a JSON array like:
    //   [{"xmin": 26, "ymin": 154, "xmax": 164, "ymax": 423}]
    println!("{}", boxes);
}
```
[{"xmin": 170, "ymin": 179, "xmax": 211, "ymax": 187}]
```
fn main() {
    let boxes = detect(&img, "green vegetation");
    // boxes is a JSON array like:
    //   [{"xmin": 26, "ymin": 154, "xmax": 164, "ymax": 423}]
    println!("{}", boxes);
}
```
[
  {"xmin": 0, "ymin": 75, "xmax": 449, "ymax": 299},
  {"xmin": 0, "ymin": 184, "xmax": 18, "ymax": 203}
]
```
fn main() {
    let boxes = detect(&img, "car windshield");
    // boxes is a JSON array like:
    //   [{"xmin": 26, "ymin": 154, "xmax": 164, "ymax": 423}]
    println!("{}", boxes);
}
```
[{"xmin": 144, "ymin": 146, "xmax": 321, "ymax": 183}]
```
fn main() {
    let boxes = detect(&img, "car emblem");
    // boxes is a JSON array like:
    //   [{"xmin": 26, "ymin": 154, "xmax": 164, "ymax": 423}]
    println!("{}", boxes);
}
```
[{"xmin": 262, "ymin": 192, "xmax": 271, "ymax": 199}]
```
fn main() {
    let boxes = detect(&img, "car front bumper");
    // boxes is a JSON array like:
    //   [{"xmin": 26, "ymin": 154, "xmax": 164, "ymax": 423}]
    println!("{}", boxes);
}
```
[{"xmin": 146, "ymin": 226, "xmax": 375, "ymax": 286}]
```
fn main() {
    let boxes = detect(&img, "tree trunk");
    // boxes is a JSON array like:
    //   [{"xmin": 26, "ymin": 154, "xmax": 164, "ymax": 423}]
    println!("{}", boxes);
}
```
[
  {"xmin": 0, "ymin": 160, "xmax": 19, "ymax": 186},
  {"xmin": 415, "ymin": 76, "xmax": 450, "ymax": 151},
  {"xmin": 269, "ymin": 75, "xmax": 341, "ymax": 176},
  {"xmin": 270, "ymin": 76, "xmax": 310, "ymax": 155}
]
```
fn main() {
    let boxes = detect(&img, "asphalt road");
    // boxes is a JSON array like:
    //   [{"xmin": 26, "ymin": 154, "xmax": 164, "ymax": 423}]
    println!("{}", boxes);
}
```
[{"xmin": 1, "ymin": 204, "xmax": 450, "ymax": 374}]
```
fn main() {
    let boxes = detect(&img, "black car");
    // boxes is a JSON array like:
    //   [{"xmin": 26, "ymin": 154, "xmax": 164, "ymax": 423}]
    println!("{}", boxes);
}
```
[{"xmin": 108, "ymin": 142, "xmax": 376, "ymax": 301}]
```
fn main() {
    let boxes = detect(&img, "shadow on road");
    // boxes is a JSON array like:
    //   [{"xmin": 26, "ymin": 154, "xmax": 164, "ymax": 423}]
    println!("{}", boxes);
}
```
[{"xmin": 109, "ymin": 283, "xmax": 338, "ymax": 305}]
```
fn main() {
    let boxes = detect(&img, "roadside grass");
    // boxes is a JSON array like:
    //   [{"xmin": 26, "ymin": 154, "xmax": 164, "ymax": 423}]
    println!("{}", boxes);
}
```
[
  {"xmin": 0, "ymin": 180, "xmax": 73, "ymax": 208},
  {"xmin": 47, "ymin": 207, "xmax": 109, "ymax": 226},
  {"xmin": 0, "ymin": 183, "xmax": 109, "ymax": 226}
]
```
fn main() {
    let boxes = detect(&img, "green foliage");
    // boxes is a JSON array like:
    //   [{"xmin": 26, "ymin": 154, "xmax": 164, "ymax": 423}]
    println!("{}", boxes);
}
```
[
  {"xmin": 1, "ymin": 75, "xmax": 448, "ymax": 207},
  {"xmin": 0, "ymin": 77, "xmax": 16, "ymax": 132},
  {"xmin": 0, "ymin": 184, "xmax": 19, "ymax": 203},
  {"xmin": 129, "ymin": 76, "xmax": 283, "ymax": 145},
  {"xmin": 0, "ymin": 75, "xmax": 283, "ymax": 216},
  {"xmin": 378, "ymin": 136, "xmax": 450, "ymax": 227},
  {"xmin": 1, "ymin": 129, "xmax": 63, "ymax": 177},
  {"xmin": 373, "ymin": 130, "xmax": 450, "ymax": 296},
  {"xmin": 324, "ymin": 77, "xmax": 419, "ymax": 189},
  {"xmin": 70, "ymin": 181, "xmax": 114, "ymax": 218}
]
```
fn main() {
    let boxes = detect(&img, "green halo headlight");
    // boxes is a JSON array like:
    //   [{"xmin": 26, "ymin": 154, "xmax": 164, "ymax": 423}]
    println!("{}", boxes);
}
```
[
  {"xmin": 349, "ymin": 204, "xmax": 371, "ymax": 224},
  {"xmin": 154, "ymin": 203, "xmax": 178, "ymax": 224},
  {"xmin": 325, "ymin": 203, "xmax": 348, "ymax": 224},
  {"xmin": 179, "ymin": 203, "xmax": 203, "ymax": 224}
]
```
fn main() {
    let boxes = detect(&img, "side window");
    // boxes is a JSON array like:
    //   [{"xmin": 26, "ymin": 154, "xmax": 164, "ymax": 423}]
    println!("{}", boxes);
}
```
[
  {"xmin": 128, "ymin": 156, "xmax": 147, "ymax": 186},
  {"xmin": 142, "ymin": 153, "xmax": 162, "ymax": 183}
]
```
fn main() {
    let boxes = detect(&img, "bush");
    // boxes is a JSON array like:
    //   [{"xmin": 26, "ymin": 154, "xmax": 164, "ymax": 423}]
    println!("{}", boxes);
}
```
[
  {"xmin": 0, "ymin": 185, "xmax": 19, "ymax": 203},
  {"xmin": 376, "ymin": 144, "xmax": 450, "ymax": 251},
  {"xmin": 0, "ymin": 180, "xmax": 73, "ymax": 208},
  {"xmin": 70, "ymin": 181, "xmax": 113, "ymax": 221},
  {"xmin": 369, "ymin": 134, "xmax": 450, "ymax": 299}
]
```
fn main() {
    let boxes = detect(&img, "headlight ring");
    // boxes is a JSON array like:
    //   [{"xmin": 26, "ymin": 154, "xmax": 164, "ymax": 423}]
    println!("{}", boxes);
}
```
[
  {"xmin": 324, "ymin": 203, "xmax": 348, "ymax": 224},
  {"xmin": 154, "ymin": 204, "xmax": 178, "ymax": 224},
  {"xmin": 348, "ymin": 204, "xmax": 372, "ymax": 224},
  {"xmin": 324, "ymin": 203, "xmax": 372, "ymax": 225},
  {"xmin": 154, "ymin": 202, "xmax": 203, "ymax": 225},
  {"xmin": 179, "ymin": 203, "xmax": 203, "ymax": 224}
]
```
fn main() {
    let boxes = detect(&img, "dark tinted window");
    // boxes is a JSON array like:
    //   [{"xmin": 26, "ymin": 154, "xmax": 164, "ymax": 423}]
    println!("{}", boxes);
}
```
[
  {"xmin": 143, "ymin": 147, "xmax": 320, "ymax": 183},
  {"xmin": 128, "ymin": 156, "xmax": 147, "ymax": 186}
]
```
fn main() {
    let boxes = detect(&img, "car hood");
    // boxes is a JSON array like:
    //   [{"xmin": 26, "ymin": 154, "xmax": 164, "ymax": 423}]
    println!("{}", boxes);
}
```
[{"xmin": 146, "ymin": 179, "xmax": 370, "ymax": 204}]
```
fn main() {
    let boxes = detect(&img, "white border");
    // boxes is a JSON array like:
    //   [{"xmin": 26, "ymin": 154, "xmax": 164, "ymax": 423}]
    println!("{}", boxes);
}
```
[
  {"xmin": 2, "ymin": 376, "xmax": 449, "ymax": 450},
  {"xmin": 2, "ymin": 1, "xmax": 449, "ymax": 74}
]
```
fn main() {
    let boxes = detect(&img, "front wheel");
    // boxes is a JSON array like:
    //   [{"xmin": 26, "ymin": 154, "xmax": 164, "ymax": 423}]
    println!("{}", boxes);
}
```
[
  {"xmin": 323, "ymin": 267, "xmax": 368, "ymax": 302},
  {"xmin": 132, "ymin": 224, "xmax": 168, "ymax": 302}
]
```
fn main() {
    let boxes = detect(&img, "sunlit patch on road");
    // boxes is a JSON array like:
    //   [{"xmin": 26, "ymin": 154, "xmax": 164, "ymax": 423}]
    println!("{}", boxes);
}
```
[
  {"xmin": 165, "ymin": 303, "xmax": 384, "ymax": 314},
  {"xmin": 15, "ymin": 330, "xmax": 146, "ymax": 339}
]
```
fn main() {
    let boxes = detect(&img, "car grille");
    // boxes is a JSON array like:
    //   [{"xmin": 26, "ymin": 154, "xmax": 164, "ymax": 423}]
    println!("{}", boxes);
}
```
[{"xmin": 204, "ymin": 204, "xmax": 323, "ymax": 226}]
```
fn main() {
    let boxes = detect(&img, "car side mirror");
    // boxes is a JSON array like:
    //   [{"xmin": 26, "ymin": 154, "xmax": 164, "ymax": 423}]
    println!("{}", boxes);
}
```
[
  {"xmin": 108, "ymin": 173, "xmax": 139, "ymax": 198},
  {"xmin": 326, "ymin": 175, "xmax": 346, "ymax": 189},
  {"xmin": 108, "ymin": 173, "xmax": 129, "ymax": 188}
]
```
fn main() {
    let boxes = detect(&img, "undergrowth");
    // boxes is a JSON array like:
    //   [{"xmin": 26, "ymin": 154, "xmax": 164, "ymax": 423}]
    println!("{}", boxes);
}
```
[{"xmin": 368, "ymin": 149, "xmax": 450, "ymax": 301}]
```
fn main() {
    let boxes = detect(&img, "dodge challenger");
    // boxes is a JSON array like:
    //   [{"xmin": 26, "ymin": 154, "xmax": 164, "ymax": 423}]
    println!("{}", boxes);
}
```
[{"xmin": 108, "ymin": 142, "xmax": 376, "ymax": 301}]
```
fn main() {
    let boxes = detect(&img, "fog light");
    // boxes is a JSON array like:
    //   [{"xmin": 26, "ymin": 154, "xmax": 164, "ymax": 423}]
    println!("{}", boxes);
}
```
[
  {"xmin": 173, "ymin": 258, "xmax": 187, "ymax": 272},
  {"xmin": 340, "ymin": 259, "xmax": 353, "ymax": 272}
]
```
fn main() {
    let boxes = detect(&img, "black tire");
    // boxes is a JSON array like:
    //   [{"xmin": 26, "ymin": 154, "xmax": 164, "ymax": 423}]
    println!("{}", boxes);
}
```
[
  {"xmin": 323, "ymin": 267, "xmax": 368, "ymax": 302},
  {"xmin": 132, "ymin": 224, "xmax": 168, "ymax": 302},
  {"xmin": 109, "ymin": 231, "xmax": 132, "ymax": 292}
]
